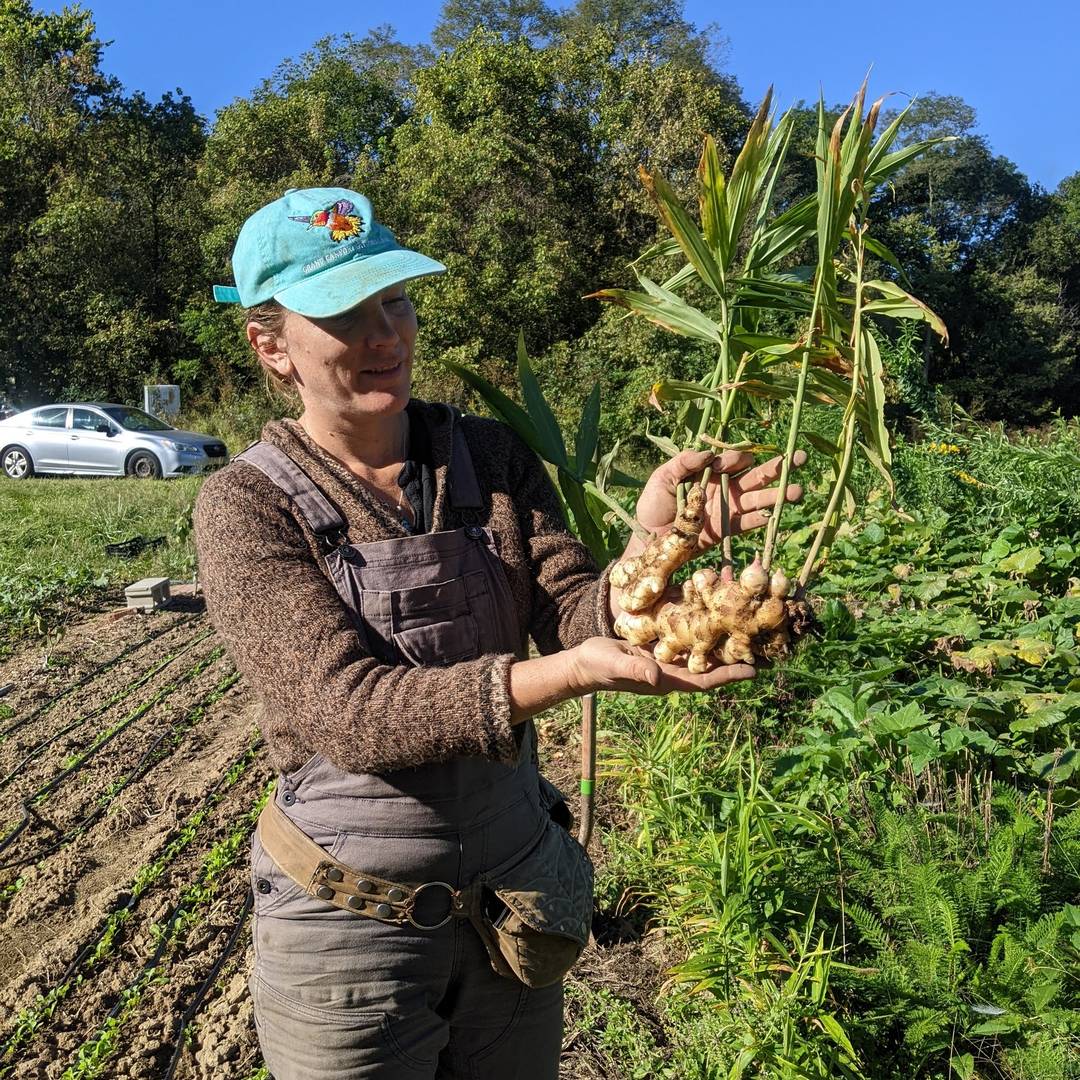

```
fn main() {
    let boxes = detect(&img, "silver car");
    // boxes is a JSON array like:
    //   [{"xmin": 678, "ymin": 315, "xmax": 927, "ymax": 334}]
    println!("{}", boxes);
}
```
[{"xmin": 0, "ymin": 403, "xmax": 229, "ymax": 479}]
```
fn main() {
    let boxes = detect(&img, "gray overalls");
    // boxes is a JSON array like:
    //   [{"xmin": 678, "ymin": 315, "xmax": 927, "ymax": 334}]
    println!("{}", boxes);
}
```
[{"xmin": 235, "ymin": 419, "xmax": 580, "ymax": 1080}]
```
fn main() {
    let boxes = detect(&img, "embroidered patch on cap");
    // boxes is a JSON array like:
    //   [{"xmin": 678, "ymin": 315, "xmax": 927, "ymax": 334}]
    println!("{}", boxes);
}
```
[{"xmin": 289, "ymin": 199, "xmax": 364, "ymax": 243}]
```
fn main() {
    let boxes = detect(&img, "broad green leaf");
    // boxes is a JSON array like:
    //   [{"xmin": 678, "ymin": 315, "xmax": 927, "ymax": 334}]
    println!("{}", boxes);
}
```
[
  {"xmin": 595, "ymin": 440, "xmax": 619, "ymax": 491},
  {"xmin": 516, "ymin": 332, "xmax": 568, "ymax": 469},
  {"xmin": 904, "ymin": 729, "xmax": 940, "ymax": 772},
  {"xmin": 749, "ymin": 108, "xmax": 796, "ymax": 244},
  {"xmin": 1012, "ymin": 637, "xmax": 1053, "ymax": 665},
  {"xmin": 639, "ymin": 165, "xmax": 724, "ymax": 295},
  {"xmin": 609, "ymin": 468, "xmax": 643, "ymax": 489},
  {"xmin": 863, "ymin": 236, "xmax": 909, "ymax": 283},
  {"xmin": 864, "ymin": 280, "xmax": 948, "ymax": 341},
  {"xmin": 725, "ymin": 88, "xmax": 774, "ymax": 258},
  {"xmin": 587, "ymin": 284, "xmax": 724, "ymax": 343},
  {"xmin": 646, "ymin": 431, "xmax": 681, "ymax": 458},
  {"xmin": 952, "ymin": 1053, "xmax": 975, "ymax": 1080},
  {"xmin": 441, "ymin": 358, "xmax": 545, "ymax": 459},
  {"xmin": 558, "ymin": 468, "xmax": 607, "ymax": 563},
  {"xmin": 698, "ymin": 134, "xmax": 729, "ymax": 263},
  {"xmin": 819, "ymin": 1013, "xmax": 859, "ymax": 1059},
  {"xmin": 858, "ymin": 325, "xmax": 894, "ymax": 486},
  {"xmin": 868, "ymin": 136, "xmax": 955, "ymax": 189},
  {"xmin": 970, "ymin": 1016, "xmax": 1020, "ymax": 1036},
  {"xmin": 1032, "ymin": 748, "xmax": 1077, "ymax": 782},
  {"xmin": 998, "ymin": 547, "xmax": 1043, "ymax": 576},
  {"xmin": 583, "ymin": 480, "xmax": 647, "ymax": 541},
  {"xmin": 650, "ymin": 378, "xmax": 729, "ymax": 407},
  {"xmin": 729, "ymin": 333, "xmax": 803, "ymax": 358},
  {"xmin": 746, "ymin": 194, "xmax": 817, "ymax": 271},
  {"xmin": 802, "ymin": 431, "xmax": 841, "ymax": 456},
  {"xmin": 573, "ymin": 382, "xmax": 601, "ymax": 479}
]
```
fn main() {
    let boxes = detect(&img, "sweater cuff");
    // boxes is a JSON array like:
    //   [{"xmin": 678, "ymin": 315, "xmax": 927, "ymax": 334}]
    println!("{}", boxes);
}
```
[
  {"xmin": 594, "ymin": 561, "xmax": 619, "ymax": 638},
  {"xmin": 485, "ymin": 652, "xmax": 520, "ymax": 765}
]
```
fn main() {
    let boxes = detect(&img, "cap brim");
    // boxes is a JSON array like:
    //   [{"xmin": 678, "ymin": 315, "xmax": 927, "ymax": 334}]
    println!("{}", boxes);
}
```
[{"xmin": 273, "ymin": 249, "xmax": 446, "ymax": 317}]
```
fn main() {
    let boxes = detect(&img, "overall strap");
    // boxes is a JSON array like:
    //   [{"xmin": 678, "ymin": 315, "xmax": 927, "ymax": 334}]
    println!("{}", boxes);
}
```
[
  {"xmin": 446, "ymin": 408, "xmax": 483, "ymax": 512},
  {"xmin": 235, "ymin": 442, "xmax": 347, "ymax": 540}
]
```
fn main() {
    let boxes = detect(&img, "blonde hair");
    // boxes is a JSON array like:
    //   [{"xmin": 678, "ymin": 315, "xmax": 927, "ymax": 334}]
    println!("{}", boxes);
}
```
[{"xmin": 246, "ymin": 300, "xmax": 297, "ymax": 399}]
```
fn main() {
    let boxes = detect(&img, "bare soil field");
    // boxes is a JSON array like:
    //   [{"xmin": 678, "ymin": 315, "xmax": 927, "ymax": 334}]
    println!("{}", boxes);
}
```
[{"xmin": 0, "ymin": 599, "xmax": 670, "ymax": 1079}]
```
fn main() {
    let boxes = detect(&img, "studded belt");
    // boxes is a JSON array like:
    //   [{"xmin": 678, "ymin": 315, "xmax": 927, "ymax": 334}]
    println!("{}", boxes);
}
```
[{"xmin": 256, "ymin": 797, "xmax": 479, "ymax": 930}]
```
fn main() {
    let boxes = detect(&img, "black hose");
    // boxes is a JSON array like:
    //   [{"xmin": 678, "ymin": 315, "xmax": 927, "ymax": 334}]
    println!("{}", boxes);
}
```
[
  {"xmin": 0, "ymin": 615, "xmax": 201, "ymax": 738},
  {"xmin": 162, "ymin": 890, "xmax": 255, "ymax": 1080},
  {"xmin": 0, "ymin": 628, "xmax": 215, "ymax": 793}
]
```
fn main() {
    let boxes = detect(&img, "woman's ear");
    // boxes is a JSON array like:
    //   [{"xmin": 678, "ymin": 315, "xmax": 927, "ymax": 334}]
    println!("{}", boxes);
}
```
[{"xmin": 247, "ymin": 321, "xmax": 293, "ymax": 383}]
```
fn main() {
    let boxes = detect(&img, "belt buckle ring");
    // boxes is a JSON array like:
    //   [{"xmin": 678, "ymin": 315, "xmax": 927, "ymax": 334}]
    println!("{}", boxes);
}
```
[{"xmin": 407, "ymin": 881, "xmax": 457, "ymax": 930}]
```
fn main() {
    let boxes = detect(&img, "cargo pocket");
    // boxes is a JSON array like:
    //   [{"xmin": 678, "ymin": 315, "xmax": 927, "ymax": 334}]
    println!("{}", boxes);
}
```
[
  {"xmin": 474, "ymin": 818, "xmax": 594, "ymax": 988},
  {"xmin": 387, "ymin": 572, "xmax": 490, "ymax": 666}
]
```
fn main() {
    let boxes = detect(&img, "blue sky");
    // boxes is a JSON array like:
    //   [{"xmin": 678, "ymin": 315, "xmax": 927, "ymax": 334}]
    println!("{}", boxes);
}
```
[{"xmin": 52, "ymin": 0, "xmax": 1079, "ymax": 191}]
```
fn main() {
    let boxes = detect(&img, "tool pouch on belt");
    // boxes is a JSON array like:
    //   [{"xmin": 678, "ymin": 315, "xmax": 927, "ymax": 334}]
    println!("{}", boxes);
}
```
[{"xmin": 470, "ymin": 814, "xmax": 594, "ymax": 989}]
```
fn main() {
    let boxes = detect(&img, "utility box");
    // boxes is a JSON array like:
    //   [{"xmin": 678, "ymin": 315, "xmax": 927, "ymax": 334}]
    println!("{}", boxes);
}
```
[
  {"xmin": 143, "ymin": 384, "xmax": 180, "ymax": 419},
  {"xmin": 125, "ymin": 577, "xmax": 171, "ymax": 610}
]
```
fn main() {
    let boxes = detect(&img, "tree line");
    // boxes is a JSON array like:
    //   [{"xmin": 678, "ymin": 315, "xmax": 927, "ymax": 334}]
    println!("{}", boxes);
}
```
[{"xmin": 1, "ymin": 0, "xmax": 1077, "ymax": 440}]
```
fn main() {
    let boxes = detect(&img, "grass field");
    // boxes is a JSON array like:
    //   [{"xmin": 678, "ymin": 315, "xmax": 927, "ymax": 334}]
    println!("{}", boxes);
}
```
[{"xmin": 0, "ymin": 476, "xmax": 200, "ymax": 655}]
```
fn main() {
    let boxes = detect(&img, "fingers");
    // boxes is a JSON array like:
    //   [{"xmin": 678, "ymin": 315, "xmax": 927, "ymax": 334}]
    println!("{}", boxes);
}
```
[
  {"xmin": 709, "ymin": 449, "xmax": 755, "ymax": 476},
  {"xmin": 655, "ymin": 448, "xmax": 715, "ymax": 487},
  {"xmin": 655, "ymin": 660, "xmax": 757, "ymax": 692},
  {"xmin": 733, "ymin": 449, "xmax": 808, "ymax": 493},
  {"xmin": 734, "ymin": 482, "xmax": 804, "ymax": 514},
  {"xmin": 612, "ymin": 647, "xmax": 661, "ymax": 688}
]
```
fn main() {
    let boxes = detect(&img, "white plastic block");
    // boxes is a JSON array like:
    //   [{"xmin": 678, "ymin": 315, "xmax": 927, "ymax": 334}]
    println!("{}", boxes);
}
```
[{"xmin": 125, "ymin": 577, "xmax": 172, "ymax": 610}]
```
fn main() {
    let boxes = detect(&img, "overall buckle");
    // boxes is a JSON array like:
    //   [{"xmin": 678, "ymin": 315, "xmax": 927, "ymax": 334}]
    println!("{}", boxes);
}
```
[{"xmin": 406, "ymin": 881, "xmax": 459, "ymax": 930}]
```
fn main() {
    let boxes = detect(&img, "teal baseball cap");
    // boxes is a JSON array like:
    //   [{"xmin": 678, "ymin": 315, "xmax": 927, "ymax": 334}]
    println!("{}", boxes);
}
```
[{"xmin": 212, "ymin": 187, "xmax": 445, "ymax": 317}]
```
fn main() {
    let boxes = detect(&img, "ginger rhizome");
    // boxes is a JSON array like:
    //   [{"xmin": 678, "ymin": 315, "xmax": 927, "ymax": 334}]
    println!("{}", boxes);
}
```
[
  {"xmin": 611, "ymin": 484, "xmax": 810, "ymax": 671},
  {"xmin": 609, "ymin": 484, "xmax": 706, "ymax": 613}
]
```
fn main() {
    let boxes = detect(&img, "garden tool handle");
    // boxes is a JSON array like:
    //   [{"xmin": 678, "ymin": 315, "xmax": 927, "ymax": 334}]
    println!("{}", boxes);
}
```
[{"xmin": 578, "ymin": 692, "xmax": 596, "ymax": 849}]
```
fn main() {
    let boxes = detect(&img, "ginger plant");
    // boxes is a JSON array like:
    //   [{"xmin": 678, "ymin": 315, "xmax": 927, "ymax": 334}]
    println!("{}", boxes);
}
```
[{"xmin": 591, "ymin": 81, "xmax": 949, "ymax": 671}]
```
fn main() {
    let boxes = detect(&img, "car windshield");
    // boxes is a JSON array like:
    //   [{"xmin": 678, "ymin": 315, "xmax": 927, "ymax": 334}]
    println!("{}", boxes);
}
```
[{"xmin": 102, "ymin": 407, "xmax": 173, "ymax": 432}]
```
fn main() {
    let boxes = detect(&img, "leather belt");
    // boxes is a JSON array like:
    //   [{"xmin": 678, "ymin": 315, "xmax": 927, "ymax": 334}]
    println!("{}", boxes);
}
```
[{"xmin": 256, "ymin": 798, "xmax": 479, "ymax": 929}]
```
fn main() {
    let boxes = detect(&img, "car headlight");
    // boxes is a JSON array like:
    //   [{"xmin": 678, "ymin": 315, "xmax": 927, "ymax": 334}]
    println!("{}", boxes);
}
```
[{"xmin": 164, "ymin": 440, "xmax": 202, "ymax": 454}]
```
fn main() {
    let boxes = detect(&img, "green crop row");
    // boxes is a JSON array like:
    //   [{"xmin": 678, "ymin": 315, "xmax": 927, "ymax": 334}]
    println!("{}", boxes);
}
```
[
  {"xmin": 58, "ymin": 782, "xmax": 271, "ymax": 1080},
  {"xmin": 0, "ymin": 736, "xmax": 263, "ymax": 1068}
]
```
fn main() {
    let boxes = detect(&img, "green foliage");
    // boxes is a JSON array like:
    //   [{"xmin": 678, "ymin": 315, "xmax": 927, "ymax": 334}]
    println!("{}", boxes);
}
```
[
  {"xmin": 595, "ymin": 426, "xmax": 1080, "ymax": 1079},
  {"xmin": 891, "ymin": 416, "xmax": 1080, "ymax": 539},
  {"xmin": 0, "ymin": 475, "xmax": 201, "ymax": 653},
  {"xmin": 384, "ymin": 30, "xmax": 601, "ymax": 369},
  {"xmin": 445, "ymin": 333, "xmax": 640, "ymax": 562}
]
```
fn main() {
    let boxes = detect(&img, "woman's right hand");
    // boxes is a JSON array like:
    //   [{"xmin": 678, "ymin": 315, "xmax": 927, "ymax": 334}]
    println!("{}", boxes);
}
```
[{"xmin": 565, "ymin": 636, "xmax": 756, "ymax": 697}]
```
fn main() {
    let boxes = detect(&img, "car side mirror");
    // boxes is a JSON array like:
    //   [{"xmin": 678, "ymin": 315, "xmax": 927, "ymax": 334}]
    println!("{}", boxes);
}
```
[{"xmin": 97, "ymin": 423, "xmax": 114, "ymax": 435}]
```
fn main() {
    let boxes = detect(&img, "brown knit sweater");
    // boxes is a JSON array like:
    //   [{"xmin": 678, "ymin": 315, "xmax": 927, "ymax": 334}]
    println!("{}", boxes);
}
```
[{"xmin": 194, "ymin": 400, "xmax": 615, "ymax": 777}]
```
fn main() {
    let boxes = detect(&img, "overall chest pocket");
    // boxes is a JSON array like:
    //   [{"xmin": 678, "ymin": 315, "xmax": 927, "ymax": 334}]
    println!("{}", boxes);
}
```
[{"xmin": 361, "ymin": 571, "xmax": 496, "ymax": 667}]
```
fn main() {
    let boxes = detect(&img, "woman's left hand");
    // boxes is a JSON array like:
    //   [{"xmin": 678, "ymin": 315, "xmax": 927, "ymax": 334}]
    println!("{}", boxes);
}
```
[{"xmin": 634, "ymin": 447, "xmax": 808, "ymax": 553}]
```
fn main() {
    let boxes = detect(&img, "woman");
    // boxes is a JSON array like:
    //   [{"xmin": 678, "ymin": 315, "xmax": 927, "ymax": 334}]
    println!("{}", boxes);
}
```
[{"xmin": 195, "ymin": 187, "xmax": 803, "ymax": 1080}]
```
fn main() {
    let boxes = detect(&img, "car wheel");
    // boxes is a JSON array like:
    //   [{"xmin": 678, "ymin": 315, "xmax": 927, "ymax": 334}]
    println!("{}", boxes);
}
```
[
  {"xmin": 127, "ymin": 450, "xmax": 163, "ymax": 479},
  {"xmin": 1, "ymin": 445, "xmax": 34, "ymax": 479}
]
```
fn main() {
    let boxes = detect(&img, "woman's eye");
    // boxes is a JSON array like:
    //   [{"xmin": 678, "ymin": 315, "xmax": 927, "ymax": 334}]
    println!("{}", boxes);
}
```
[{"xmin": 385, "ymin": 296, "xmax": 410, "ymax": 310}]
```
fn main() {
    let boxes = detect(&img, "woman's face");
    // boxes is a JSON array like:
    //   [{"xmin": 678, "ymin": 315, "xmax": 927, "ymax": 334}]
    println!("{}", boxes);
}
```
[{"xmin": 261, "ymin": 286, "xmax": 418, "ymax": 421}]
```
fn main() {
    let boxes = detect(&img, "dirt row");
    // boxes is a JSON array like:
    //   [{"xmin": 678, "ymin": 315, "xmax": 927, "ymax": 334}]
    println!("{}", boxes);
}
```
[{"xmin": 0, "ymin": 600, "xmax": 673, "ymax": 1079}]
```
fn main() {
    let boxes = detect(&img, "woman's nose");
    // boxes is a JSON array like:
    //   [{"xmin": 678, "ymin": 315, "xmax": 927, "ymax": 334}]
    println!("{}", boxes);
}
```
[{"xmin": 357, "ymin": 307, "xmax": 399, "ymax": 347}]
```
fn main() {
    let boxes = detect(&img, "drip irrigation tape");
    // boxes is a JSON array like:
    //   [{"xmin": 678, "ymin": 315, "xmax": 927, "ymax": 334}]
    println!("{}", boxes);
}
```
[
  {"xmin": 0, "ymin": 652, "xmax": 228, "ymax": 867},
  {"xmin": 0, "ymin": 628, "xmax": 216, "ymax": 794},
  {"xmin": 0, "ymin": 615, "xmax": 202, "ymax": 738},
  {"xmin": 0, "ymin": 738, "xmax": 263, "ymax": 1065},
  {"xmin": 162, "ymin": 890, "xmax": 254, "ymax": 1080}
]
